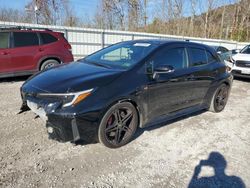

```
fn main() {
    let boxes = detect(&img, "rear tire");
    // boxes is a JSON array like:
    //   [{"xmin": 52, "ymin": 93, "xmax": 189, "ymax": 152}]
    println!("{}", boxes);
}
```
[
  {"xmin": 40, "ymin": 59, "xmax": 60, "ymax": 71},
  {"xmin": 209, "ymin": 84, "xmax": 229, "ymax": 113},
  {"xmin": 98, "ymin": 102, "xmax": 138, "ymax": 148}
]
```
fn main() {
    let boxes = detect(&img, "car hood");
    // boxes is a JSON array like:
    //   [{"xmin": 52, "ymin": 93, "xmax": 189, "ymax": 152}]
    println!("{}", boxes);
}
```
[
  {"xmin": 232, "ymin": 53, "xmax": 250, "ymax": 61},
  {"xmin": 22, "ymin": 61, "xmax": 124, "ymax": 93}
]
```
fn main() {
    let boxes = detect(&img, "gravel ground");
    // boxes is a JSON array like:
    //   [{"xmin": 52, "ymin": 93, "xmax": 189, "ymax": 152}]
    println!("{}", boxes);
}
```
[{"xmin": 0, "ymin": 77, "xmax": 249, "ymax": 188}]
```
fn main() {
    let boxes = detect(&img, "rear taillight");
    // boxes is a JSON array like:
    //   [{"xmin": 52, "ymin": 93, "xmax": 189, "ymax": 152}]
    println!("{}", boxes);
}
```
[{"xmin": 64, "ymin": 43, "xmax": 72, "ymax": 52}]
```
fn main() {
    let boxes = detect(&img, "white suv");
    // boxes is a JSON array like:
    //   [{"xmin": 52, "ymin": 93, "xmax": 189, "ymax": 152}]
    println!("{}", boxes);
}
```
[{"xmin": 228, "ymin": 45, "xmax": 250, "ymax": 78}]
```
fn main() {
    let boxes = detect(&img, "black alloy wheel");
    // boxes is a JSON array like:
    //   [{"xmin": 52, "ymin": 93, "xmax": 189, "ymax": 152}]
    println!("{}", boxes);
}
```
[
  {"xmin": 210, "ymin": 84, "xmax": 229, "ymax": 113},
  {"xmin": 98, "ymin": 102, "xmax": 138, "ymax": 148}
]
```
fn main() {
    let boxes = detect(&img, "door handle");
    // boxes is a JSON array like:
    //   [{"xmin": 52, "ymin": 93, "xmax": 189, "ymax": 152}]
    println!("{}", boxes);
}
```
[{"xmin": 39, "ymin": 48, "xmax": 44, "ymax": 52}]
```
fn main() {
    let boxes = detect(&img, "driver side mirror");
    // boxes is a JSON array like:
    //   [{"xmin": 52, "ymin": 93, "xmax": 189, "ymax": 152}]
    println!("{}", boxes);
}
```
[{"xmin": 153, "ymin": 65, "xmax": 174, "ymax": 79}]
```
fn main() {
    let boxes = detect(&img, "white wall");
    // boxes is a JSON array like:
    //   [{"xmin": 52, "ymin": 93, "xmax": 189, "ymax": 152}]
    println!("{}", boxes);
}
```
[{"xmin": 0, "ymin": 21, "xmax": 249, "ymax": 59}]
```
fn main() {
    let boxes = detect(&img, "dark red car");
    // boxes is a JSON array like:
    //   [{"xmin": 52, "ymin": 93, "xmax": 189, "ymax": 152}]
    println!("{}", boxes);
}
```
[{"xmin": 0, "ymin": 27, "xmax": 74, "ymax": 78}]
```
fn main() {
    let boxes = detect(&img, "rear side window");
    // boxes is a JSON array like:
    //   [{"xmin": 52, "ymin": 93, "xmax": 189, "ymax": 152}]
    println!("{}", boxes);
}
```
[
  {"xmin": 189, "ymin": 48, "xmax": 207, "ymax": 66},
  {"xmin": 206, "ymin": 51, "xmax": 218, "ymax": 63},
  {"xmin": 40, "ymin": 33, "xmax": 58, "ymax": 44},
  {"xmin": 0, "ymin": 32, "xmax": 9, "ymax": 48},
  {"xmin": 152, "ymin": 47, "xmax": 188, "ymax": 70},
  {"xmin": 13, "ymin": 32, "xmax": 39, "ymax": 47}
]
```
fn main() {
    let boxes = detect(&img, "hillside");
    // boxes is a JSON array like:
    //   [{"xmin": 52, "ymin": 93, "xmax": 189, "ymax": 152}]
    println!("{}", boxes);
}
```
[{"xmin": 143, "ymin": 2, "xmax": 250, "ymax": 42}]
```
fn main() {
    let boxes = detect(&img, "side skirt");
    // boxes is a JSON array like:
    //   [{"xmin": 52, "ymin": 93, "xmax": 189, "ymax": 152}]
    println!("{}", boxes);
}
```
[{"xmin": 142, "ymin": 104, "xmax": 207, "ymax": 128}]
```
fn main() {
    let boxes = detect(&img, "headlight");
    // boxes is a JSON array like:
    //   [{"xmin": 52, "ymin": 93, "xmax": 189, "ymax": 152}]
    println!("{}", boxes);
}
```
[
  {"xmin": 37, "ymin": 88, "xmax": 94, "ymax": 107},
  {"xmin": 229, "ymin": 56, "xmax": 235, "ymax": 63}
]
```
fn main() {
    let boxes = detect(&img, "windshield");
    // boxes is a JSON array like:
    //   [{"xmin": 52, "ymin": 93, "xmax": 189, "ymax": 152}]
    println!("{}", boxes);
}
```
[
  {"xmin": 240, "ymin": 45, "xmax": 250, "ymax": 54},
  {"xmin": 83, "ymin": 41, "xmax": 158, "ymax": 69}
]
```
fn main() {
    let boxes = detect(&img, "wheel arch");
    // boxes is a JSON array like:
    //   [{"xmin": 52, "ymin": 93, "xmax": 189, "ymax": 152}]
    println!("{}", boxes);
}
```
[
  {"xmin": 222, "ymin": 80, "xmax": 231, "ymax": 87},
  {"xmin": 38, "ymin": 56, "xmax": 62, "ymax": 71},
  {"xmin": 204, "ymin": 76, "xmax": 232, "ymax": 109},
  {"xmin": 102, "ymin": 97, "xmax": 143, "ymax": 129}
]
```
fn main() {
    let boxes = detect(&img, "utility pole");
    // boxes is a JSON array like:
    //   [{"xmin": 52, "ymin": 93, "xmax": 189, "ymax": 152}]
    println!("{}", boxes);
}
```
[{"xmin": 25, "ymin": 0, "xmax": 39, "ymax": 24}]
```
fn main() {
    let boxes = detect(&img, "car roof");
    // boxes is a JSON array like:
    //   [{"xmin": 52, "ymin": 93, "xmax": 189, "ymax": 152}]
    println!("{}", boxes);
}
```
[
  {"xmin": 211, "ymin": 45, "xmax": 229, "ymax": 50},
  {"xmin": 125, "ymin": 39, "xmax": 215, "ymax": 51},
  {"xmin": 127, "ymin": 39, "xmax": 205, "ymax": 46},
  {"xmin": 211, "ymin": 45, "xmax": 220, "ymax": 50},
  {"xmin": 0, "ymin": 27, "xmax": 57, "ymax": 33}
]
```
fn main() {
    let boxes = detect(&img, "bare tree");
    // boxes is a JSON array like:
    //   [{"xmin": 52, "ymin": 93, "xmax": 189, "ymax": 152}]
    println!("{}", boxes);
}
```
[
  {"xmin": 220, "ymin": 4, "xmax": 226, "ymax": 39},
  {"xmin": 128, "ymin": 0, "xmax": 143, "ymax": 31},
  {"xmin": 143, "ymin": 0, "xmax": 148, "ymax": 28},
  {"xmin": 62, "ymin": 0, "xmax": 79, "ymax": 26},
  {"xmin": 172, "ymin": 0, "xmax": 184, "ymax": 35},
  {"xmin": 0, "ymin": 8, "xmax": 31, "ymax": 23},
  {"xmin": 198, "ymin": 0, "xmax": 217, "ymax": 38},
  {"xmin": 25, "ymin": 0, "xmax": 74, "ymax": 25},
  {"xmin": 238, "ymin": 0, "xmax": 250, "ymax": 41},
  {"xmin": 190, "ymin": 0, "xmax": 197, "ymax": 36},
  {"xmin": 100, "ymin": 0, "xmax": 127, "ymax": 30}
]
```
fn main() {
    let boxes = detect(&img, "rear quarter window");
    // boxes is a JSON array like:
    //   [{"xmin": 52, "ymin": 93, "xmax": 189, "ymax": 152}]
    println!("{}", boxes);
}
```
[
  {"xmin": 40, "ymin": 33, "xmax": 58, "ymax": 44},
  {"xmin": 13, "ymin": 32, "xmax": 39, "ymax": 47},
  {"xmin": 189, "ymin": 48, "xmax": 207, "ymax": 66},
  {"xmin": 206, "ymin": 51, "xmax": 219, "ymax": 63}
]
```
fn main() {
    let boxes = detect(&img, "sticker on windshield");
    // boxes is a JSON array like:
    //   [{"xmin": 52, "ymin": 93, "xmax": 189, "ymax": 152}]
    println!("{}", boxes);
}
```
[{"xmin": 133, "ymin": 43, "xmax": 151, "ymax": 47}]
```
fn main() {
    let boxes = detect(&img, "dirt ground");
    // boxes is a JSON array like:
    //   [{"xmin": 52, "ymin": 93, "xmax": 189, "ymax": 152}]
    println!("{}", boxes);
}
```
[{"xmin": 0, "ymin": 77, "xmax": 249, "ymax": 188}]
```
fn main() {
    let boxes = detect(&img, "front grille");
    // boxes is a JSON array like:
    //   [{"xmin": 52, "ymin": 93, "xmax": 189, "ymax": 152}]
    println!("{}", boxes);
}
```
[{"xmin": 236, "ymin": 61, "xmax": 250, "ymax": 68}]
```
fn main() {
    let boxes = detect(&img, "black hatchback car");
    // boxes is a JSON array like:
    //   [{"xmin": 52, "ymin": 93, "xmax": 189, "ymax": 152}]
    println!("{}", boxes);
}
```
[{"xmin": 20, "ymin": 40, "xmax": 233, "ymax": 148}]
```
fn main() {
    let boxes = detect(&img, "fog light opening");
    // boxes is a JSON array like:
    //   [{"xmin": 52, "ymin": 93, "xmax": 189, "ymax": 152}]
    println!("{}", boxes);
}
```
[{"xmin": 47, "ymin": 126, "xmax": 54, "ymax": 134}]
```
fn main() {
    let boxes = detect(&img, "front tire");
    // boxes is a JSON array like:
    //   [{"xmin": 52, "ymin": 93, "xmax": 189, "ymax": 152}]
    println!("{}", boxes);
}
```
[
  {"xmin": 98, "ymin": 102, "xmax": 138, "ymax": 148},
  {"xmin": 209, "ymin": 84, "xmax": 229, "ymax": 113}
]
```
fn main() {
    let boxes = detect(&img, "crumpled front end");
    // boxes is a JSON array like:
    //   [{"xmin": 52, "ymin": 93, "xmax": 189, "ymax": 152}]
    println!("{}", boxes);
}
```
[
  {"xmin": 20, "ymin": 89, "xmax": 99, "ymax": 144},
  {"xmin": 46, "ymin": 113, "xmax": 99, "ymax": 143}
]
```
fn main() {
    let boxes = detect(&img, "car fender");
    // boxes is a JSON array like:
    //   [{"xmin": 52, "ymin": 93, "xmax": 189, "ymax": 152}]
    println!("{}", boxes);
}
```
[{"xmin": 203, "ymin": 72, "xmax": 233, "ymax": 108}]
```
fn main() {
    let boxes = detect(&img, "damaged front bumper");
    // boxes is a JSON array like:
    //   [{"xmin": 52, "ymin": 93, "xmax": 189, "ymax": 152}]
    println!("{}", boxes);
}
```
[
  {"xmin": 21, "ymin": 97, "xmax": 99, "ymax": 144},
  {"xmin": 46, "ymin": 113, "xmax": 99, "ymax": 143}
]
